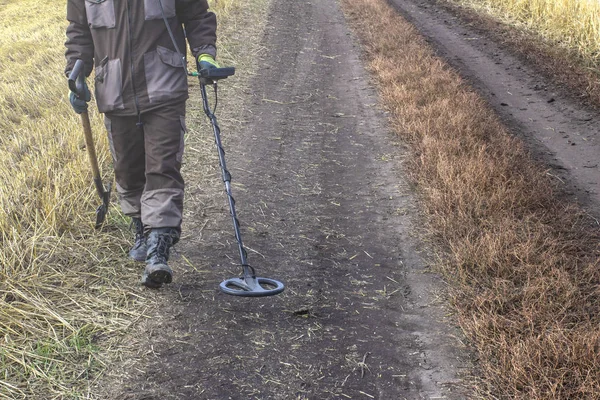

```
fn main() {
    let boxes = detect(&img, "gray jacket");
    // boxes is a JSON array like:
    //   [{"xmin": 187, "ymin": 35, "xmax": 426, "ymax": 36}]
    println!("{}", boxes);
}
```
[{"xmin": 65, "ymin": 0, "xmax": 217, "ymax": 115}]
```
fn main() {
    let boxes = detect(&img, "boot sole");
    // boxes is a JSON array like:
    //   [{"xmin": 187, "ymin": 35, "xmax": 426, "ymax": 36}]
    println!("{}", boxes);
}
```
[
  {"xmin": 141, "ymin": 264, "xmax": 173, "ymax": 288},
  {"xmin": 148, "ymin": 269, "xmax": 173, "ymax": 285}
]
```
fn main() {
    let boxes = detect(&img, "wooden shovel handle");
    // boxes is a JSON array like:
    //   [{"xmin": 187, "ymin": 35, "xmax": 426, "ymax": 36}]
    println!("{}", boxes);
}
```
[{"xmin": 80, "ymin": 111, "xmax": 102, "ymax": 182}]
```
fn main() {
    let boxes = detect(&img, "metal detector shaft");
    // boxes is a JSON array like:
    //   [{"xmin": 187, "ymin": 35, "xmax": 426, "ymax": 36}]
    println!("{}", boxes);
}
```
[{"xmin": 200, "ymin": 83, "xmax": 249, "ymax": 272}]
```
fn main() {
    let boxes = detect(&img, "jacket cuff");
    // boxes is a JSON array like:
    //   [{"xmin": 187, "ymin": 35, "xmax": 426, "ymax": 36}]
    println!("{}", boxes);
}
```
[{"xmin": 192, "ymin": 44, "xmax": 217, "ymax": 59}]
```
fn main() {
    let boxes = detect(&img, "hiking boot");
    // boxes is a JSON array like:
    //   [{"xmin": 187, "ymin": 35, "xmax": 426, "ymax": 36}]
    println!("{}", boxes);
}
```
[
  {"xmin": 128, "ymin": 217, "xmax": 147, "ymax": 262},
  {"xmin": 141, "ymin": 228, "xmax": 179, "ymax": 288}
]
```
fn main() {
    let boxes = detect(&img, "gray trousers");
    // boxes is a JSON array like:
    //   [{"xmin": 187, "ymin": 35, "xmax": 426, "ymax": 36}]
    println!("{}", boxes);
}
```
[{"xmin": 104, "ymin": 101, "xmax": 186, "ymax": 231}]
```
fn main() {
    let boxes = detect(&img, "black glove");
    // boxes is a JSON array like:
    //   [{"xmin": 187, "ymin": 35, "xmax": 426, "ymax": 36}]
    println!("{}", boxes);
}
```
[{"xmin": 68, "ymin": 79, "xmax": 91, "ymax": 114}]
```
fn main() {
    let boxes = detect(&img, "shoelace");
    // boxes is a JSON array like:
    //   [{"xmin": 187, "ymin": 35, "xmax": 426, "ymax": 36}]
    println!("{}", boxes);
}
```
[{"xmin": 150, "ymin": 234, "xmax": 173, "ymax": 262}]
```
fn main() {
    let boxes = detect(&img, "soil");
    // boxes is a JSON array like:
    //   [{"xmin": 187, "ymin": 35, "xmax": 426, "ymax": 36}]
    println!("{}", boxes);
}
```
[{"xmin": 102, "ymin": 0, "xmax": 600, "ymax": 399}]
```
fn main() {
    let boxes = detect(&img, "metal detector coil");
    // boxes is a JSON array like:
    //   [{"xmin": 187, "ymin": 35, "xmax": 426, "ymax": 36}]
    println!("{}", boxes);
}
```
[
  {"xmin": 220, "ymin": 265, "xmax": 285, "ymax": 297},
  {"xmin": 199, "ymin": 68, "xmax": 285, "ymax": 297}
]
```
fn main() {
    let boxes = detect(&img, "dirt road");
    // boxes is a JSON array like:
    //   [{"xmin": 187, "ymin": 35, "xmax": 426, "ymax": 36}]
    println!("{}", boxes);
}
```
[
  {"xmin": 102, "ymin": 0, "xmax": 600, "ymax": 398},
  {"xmin": 105, "ymin": 0, "xmax": 471, "ymax": 399},
  {"xmin": 387, "ymin": 0, "xmax": 600, "ymax": 212}
]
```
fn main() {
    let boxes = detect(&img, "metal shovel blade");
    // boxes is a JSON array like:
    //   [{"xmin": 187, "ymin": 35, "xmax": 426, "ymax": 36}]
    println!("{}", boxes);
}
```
[
  {"xmin": 94, "ymin": 183, "xmax": 111, "ymax": 229},
  {"xmin": 94, "ymin": 204, "xmax": 107, "ymax": 230}
]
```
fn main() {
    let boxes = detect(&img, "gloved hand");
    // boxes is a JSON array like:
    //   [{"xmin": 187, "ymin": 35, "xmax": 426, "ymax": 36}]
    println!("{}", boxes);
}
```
[
  {"xmin": 197, "ymin": 54, "xmax": 220, "ymax": 71},
  {"xmin": 68, "ymin": 79, "xmax": 91, "ymax": 114}
]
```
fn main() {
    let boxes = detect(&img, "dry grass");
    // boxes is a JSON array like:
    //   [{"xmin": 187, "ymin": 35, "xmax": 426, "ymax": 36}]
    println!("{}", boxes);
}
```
[
  {"xmin": 341, "ymin": 0, "xmax": 600, "ymax": 398},
  {"xmin": 450, "ymin": 0, "xmax": 600, "ymax": 70},
  {"xmin": 0, "ymin": 0, "xmax": 239, "ymax": 398},
  {"xmin": 0, "ymin": 1, "xmax": 144, "ymax": 398}
]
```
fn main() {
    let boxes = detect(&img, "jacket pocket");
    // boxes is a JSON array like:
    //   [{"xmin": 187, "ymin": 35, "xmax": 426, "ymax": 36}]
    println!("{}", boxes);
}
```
[
  {"xmin": 84, "ymin": 0, "xmax": 115, "ymax": 29},
  {"xmin": 95, "ymin": 57, "xmax": 124, "ymax": 113},
  {"xmin": 144, "ymin": 46, "xmax": 187, "ymax": 104},
  {"xmin": 144, "ymin": 0, "xmax": 176, "ymax": 20}
]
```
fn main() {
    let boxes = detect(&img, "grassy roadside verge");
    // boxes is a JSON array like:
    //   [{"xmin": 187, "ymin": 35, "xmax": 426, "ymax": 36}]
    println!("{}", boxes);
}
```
[
  {"xmin": 340, "ymin": 0, "xmax": 600, "ymax": 398},
  {"xmin": 0, "ymin": 0, "xmax": 240, "ymax": 398}
]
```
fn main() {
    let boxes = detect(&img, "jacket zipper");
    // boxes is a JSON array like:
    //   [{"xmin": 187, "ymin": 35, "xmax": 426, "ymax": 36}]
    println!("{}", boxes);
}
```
[{"xmin": 125, "ymin": 0, "xmax": 142, "ymax": 125}]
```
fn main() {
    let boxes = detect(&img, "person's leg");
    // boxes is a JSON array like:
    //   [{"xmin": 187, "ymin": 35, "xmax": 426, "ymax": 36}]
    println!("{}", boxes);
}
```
[
  {"xmin": 140, "ymin": 101, "xmax": 186, "ymax": 233},
  {"xmin": 104, "ymin": 114, "xmax": 147, "ymax": 261},
  {"xmin": 139, "ymin": 101, "xmax": 186, "ymax": 287}
]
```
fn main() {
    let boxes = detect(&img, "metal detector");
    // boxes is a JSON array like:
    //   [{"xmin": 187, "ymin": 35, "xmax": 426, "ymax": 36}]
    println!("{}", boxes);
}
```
[
  {"xmin": 156, "ymin": 0, "xmax": 283, "ymax": 296},
  {"xmin": 197, "ymin": 67, "xmax": 285, "ymax": 297}
]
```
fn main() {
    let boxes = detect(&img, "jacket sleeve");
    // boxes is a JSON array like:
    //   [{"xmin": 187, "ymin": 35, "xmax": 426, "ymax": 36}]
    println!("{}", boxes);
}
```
[
  {"xmin": 64, "ymin": 0, "xmax": 94, "ymax": 77},
  {"xmin": 177, "ymin": 0, "xmax": 218, "ymax": 59}
]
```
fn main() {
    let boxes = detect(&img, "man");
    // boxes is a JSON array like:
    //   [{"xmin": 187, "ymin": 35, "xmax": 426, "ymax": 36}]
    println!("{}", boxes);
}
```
[{"xmin": 65, "ymin": 0, "xmax": 219, "ymax": 288}]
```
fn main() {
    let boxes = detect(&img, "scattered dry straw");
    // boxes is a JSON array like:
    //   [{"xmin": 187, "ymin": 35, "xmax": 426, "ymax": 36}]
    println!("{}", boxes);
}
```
[{"xmin": 341, "ymin": 0, "xmax": 600, "ymax": 398}]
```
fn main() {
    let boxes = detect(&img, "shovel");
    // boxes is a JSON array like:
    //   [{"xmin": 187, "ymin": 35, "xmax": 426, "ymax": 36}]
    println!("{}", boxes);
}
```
[{"xmin": 68, "ymin": 59, "xmax": 111, "ymax": 229}]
